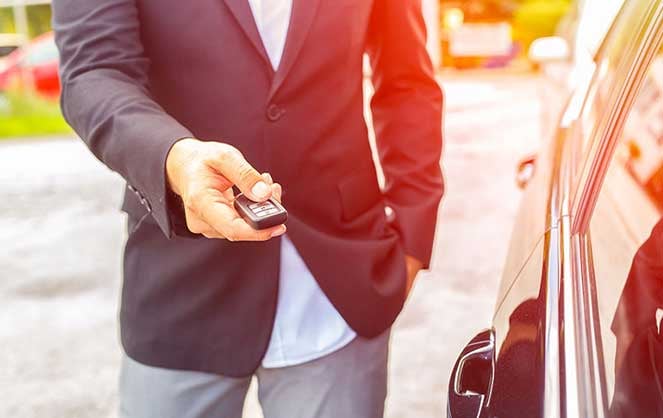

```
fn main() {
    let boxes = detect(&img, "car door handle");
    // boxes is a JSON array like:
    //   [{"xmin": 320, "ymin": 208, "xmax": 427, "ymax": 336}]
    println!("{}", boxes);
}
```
[
  {"xmin": 516, "ymin": 155, "xmax": 537, "ymax": 189},
  {"xmin": 448, "ymin": 330, "xmax": 495, "ymax": 418},
  {"xmin": 454, "ymin": 341, "xmax": 495, "ymax": 396}
]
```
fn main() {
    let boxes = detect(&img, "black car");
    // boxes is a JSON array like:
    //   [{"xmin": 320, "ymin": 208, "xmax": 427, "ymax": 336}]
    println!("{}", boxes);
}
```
[{"xmin": 448, "ymin": 1, "xmax": 663, "ymax": 417}]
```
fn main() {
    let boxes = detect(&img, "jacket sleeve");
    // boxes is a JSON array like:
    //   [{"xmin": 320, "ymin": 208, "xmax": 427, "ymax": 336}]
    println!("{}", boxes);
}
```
[
  {"xmin": 365, "ymin": 0, "xmax": 444, "ymax": 268},
  {"xmin": 52, "ymin": 0, "xmax": 193, "ymax": 238}
]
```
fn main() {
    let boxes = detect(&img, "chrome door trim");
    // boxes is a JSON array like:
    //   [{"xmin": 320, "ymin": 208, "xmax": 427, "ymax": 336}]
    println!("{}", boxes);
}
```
[
  {"xmin": 543, "ymin": 225, "xmax": 563, "ymax": 418},
  {"xmin": 573, "ymin": 232, "xmax": 610, "ymax": 417},
  {"xmin": 561, "ymin": 215, "xmax": 610, "ymax": 418},
  {"xmin": 564, "ymin": 3, "xmax": 663, "ymax": 418}
]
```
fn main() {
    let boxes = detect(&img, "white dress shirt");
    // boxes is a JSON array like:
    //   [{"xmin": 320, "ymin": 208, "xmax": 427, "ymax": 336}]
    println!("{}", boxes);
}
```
[{"xmin": 247, "ymin": 0, "xmax": 357, "ymax": 368}]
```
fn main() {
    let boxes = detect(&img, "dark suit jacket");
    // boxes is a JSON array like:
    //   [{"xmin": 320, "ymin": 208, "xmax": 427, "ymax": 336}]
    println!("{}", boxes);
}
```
[{"xmin": 53, "ymin": 0, "xmax": 444, "ymax": 376}]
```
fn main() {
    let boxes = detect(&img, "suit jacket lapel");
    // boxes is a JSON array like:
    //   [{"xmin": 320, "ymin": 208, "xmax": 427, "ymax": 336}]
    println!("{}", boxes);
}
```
[
  {"xmin": 222, "ymin": 0, "xmax": 273, "ymax": 71},
  {"xmin": 269, "ymin": 0, "xmax": 322, "ymax": 99}
]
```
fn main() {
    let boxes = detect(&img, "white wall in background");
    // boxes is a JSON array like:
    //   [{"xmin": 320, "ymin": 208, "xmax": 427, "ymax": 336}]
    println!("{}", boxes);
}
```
[{"xmin": 422, "ymin": 0, "xmax": 441, "ymax": 69}]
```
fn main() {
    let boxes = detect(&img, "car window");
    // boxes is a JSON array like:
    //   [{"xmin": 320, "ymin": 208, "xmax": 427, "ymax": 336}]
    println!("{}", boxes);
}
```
[
  {"xmin": 589, "ymin": 51, "xmax": 663, "ymax": 414},
  {"xmin": 571, "ymin": 0, "xmax": 663, "ymax": 228},
  {"xmin": 574, "ymin": 0, "xmax": 625, "ymax": 59},
  {"xmin": 0, "ymin": 45, "xmax": 17, "ymax": 58},
  {"xmin": 575, "ymin": 1, "xmax": 654, "ymax": 156}
]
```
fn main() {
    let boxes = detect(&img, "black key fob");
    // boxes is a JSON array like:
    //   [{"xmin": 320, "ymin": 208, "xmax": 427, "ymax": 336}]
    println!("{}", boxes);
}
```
[{"xmin": 233, "ymin": 193, "xmax": 288, "ymax": 230}]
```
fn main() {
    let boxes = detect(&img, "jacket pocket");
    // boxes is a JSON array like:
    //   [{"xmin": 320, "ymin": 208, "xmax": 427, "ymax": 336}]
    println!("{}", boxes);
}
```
[{"xmin": 337, "ymin": 168, "xmax": 383, "ymax": 222}]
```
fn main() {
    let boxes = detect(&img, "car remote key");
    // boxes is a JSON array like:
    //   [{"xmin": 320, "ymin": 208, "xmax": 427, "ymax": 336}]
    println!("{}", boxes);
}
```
[{"xmin": 233, "ymin": 193, "xmax": 288, "ymax": 230}]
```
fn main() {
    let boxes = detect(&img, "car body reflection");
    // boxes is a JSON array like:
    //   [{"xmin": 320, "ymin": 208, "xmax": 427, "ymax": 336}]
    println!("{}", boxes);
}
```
[
  {"xmin": 448, "ymin": 1, "xmax": 663, "ymax": 417},
  {"xmin": 609, "ymin": 217, "xmax": 663, "ymax": 416}
]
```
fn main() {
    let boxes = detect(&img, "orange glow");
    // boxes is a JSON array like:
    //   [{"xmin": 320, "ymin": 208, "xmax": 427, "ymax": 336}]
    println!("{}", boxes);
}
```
[{"xmin": 444, "ymin": 8, "xmax": 464, "ymax": 31}]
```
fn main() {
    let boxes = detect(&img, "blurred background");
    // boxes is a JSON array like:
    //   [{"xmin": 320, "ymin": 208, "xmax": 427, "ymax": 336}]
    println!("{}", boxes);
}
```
[
  {"xmin": 0, "ymin": 0, "xmax": 603, "ymax": 137},
  {"xmin": 0, "ymin": 1, "xmax": 610, "ymax": 417}
]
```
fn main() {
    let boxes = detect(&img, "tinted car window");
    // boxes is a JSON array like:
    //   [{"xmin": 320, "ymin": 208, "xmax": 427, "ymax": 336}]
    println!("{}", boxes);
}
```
[
  {"xmin": 0, "ymin": 45, "xmax": 17, "ymax": 57},
  {"xmin": 577, "ymin": 0, "xmax": 624, "ymax": 59},
  {"xmin": 589, "ymin": 51, "xmax": 663, "ymax": 416},
  {"xmin": 578, "ymin": 1, "xmax": 643, "ymax": 145},
  {"xmin": 572, "ymin": 1, "xmax": 660, "ymax": 199}
]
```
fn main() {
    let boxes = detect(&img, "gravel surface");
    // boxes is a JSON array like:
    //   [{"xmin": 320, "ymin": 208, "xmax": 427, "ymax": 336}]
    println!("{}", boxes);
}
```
[{"xmin": 0, "ymin": 74, "xmax": 543, "ymax": 418}]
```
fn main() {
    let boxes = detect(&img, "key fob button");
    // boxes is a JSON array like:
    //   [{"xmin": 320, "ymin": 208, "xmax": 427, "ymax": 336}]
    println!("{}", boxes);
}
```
[
  {"xmin": 250, "ymin": 202, "xmax": 273, "ymax": 210},
  {"xmin": 234, "ymin": 193, "xmax": 288, "ymax": 230},
  {"xmin": 257, "ymin": 208, "xmax": 278, "ymax": 217},
  {"xmin": 253, "ymin": 206, "xmax": 273, "ymax": 214}
]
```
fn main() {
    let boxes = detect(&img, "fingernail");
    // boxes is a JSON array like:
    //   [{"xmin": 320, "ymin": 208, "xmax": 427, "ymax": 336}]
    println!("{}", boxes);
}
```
[
  {"xmin": 271, "ymin": 226, "xmax": 286, "ymax": 238},
  {"xmin": 252, "ymin": 181, "xmax": 270, "ymax": 199}
]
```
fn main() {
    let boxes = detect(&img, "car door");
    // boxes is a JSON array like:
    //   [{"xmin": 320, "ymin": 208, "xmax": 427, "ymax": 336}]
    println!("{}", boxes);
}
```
[
  {"xmin": 568, "ymin": 2, "xmax": 663, "ymax": 417},
  {"xmin": 18, "ymin": 34, "xmax": 59, "ymax": 97},
  {"xmin": 448, "ymin": 2, "xmax": 663, "ymax": 418},
  {"xmin": 579, "ymin": 45, "xmax": 663, "ymax": 418},
  {"xmin": 493, "ymin": 3, "xmax": 663, "ymax": 418}
]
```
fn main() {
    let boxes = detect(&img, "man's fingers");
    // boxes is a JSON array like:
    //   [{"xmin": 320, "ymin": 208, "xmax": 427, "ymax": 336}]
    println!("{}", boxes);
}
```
[
  {"xmin": 201, "ymin": 230, "xmax": 224, "ymax": 239},
  {"xmin": 198, "ymin": 196, "xmax": 286, "ymax": 241},
  {"xmin": 219, "ymin": 216, "xmax": 286, "ymax": 242},
  {"xmin": 185, "ymin": 212, "xmax": 215, "ymax": 235},
  {"xmin": 184, "ymin": 210, "xmax": 226, "ymax": 239},
  {"xmin": 263, "ymin": 173, "xmax": 283, "ymax": 202},
  {"xmin": 226, "ymin": 219, "xmax": 287, "ymax": 241},
  {"xmin": 207, "ymin": 147, "xmax": 271, "ymax": 202},
  {"xmin": 197, "ymin": 196, "xmax": 241, "ymax": 237},
  {"xmin": 271, "ymin": 183, "xmax": 283, "ymax": 203},
  {"xmin": 262, "ymin": 172, "xmax": 273, "ymax": 185}
]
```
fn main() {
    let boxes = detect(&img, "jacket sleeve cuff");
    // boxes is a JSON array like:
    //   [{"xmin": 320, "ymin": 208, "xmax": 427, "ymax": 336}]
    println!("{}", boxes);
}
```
[
  {"xmin": 128, "ymin": 129, "xmax": 193, "ymax": 239},
  {"xmin": 388, "ymin": 200, "xmax": 442, "ymax": 269},
  {"xmin": 165, "ymin": 181, "xmax": 202, "ymax": 239}
]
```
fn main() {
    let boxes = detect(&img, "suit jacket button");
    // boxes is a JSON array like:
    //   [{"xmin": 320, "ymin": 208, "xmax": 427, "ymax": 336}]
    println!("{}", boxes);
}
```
[{"xmin": 266, "ymin": 104, "xmax": 284, "ymax": 121}]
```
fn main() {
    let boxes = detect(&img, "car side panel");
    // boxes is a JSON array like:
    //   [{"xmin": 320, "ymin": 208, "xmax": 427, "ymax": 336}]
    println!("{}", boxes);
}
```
[{"xmin": 486, "ymin": 235, "xmax": 548, "ymax": 418}]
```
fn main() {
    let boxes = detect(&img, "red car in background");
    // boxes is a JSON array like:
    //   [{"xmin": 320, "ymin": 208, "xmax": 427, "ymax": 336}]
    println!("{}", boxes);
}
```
[{"xmin": 0, "ymin": 32, "xmax": 60, "ymax": 99}]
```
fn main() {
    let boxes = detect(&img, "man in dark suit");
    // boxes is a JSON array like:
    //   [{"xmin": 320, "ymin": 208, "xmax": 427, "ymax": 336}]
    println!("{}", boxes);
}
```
[{"xmin": 53, "ymin": 0, "xmax": 443, "ymax": 416}]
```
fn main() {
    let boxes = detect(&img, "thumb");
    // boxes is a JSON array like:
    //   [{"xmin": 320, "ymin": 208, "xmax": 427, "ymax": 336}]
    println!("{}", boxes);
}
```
[{"xmin": 208, "ymin": 147, "xmax": 272, "ymax": 201}]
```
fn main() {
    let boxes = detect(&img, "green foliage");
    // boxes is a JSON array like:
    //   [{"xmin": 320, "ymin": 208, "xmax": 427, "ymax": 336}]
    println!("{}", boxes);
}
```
[
  {"xmin": 25, "ymin": 5, "xmax": 52, "ymax": 37},
  {"xmin": 0, "ymin": 92, "xmax": 71, "ymax": 138},
  {"xmin": 0, "ymin": 5, "xmax": 53, "ymax": 37},
  {"xmin": 512, "ymin": 0, "xmax": 572, "ymax": 48},
  {"xmin": 0, "ymin": 9, "xmax": 13, "ymax": 33}
]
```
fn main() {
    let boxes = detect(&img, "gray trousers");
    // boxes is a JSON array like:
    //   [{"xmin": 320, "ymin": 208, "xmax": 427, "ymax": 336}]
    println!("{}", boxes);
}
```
[{"xmin": 119, "ymin": 331, "xmax": 389, "ymax": 418}]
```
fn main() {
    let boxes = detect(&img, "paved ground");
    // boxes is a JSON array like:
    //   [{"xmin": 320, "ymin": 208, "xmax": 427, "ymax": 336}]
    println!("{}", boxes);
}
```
[{"xmin": 0, "ymin": 73, "xmax": 543, "ymax": 418}]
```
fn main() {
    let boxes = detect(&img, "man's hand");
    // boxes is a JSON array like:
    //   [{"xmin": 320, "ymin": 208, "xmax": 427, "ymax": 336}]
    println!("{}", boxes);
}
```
[
  {"xmin": 405, "ymin": 255, "xmax": 424, "ymax": 295},
  {"xmin": 166, "ymin": 138, "xmax": 286, "ymax": 241}
]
